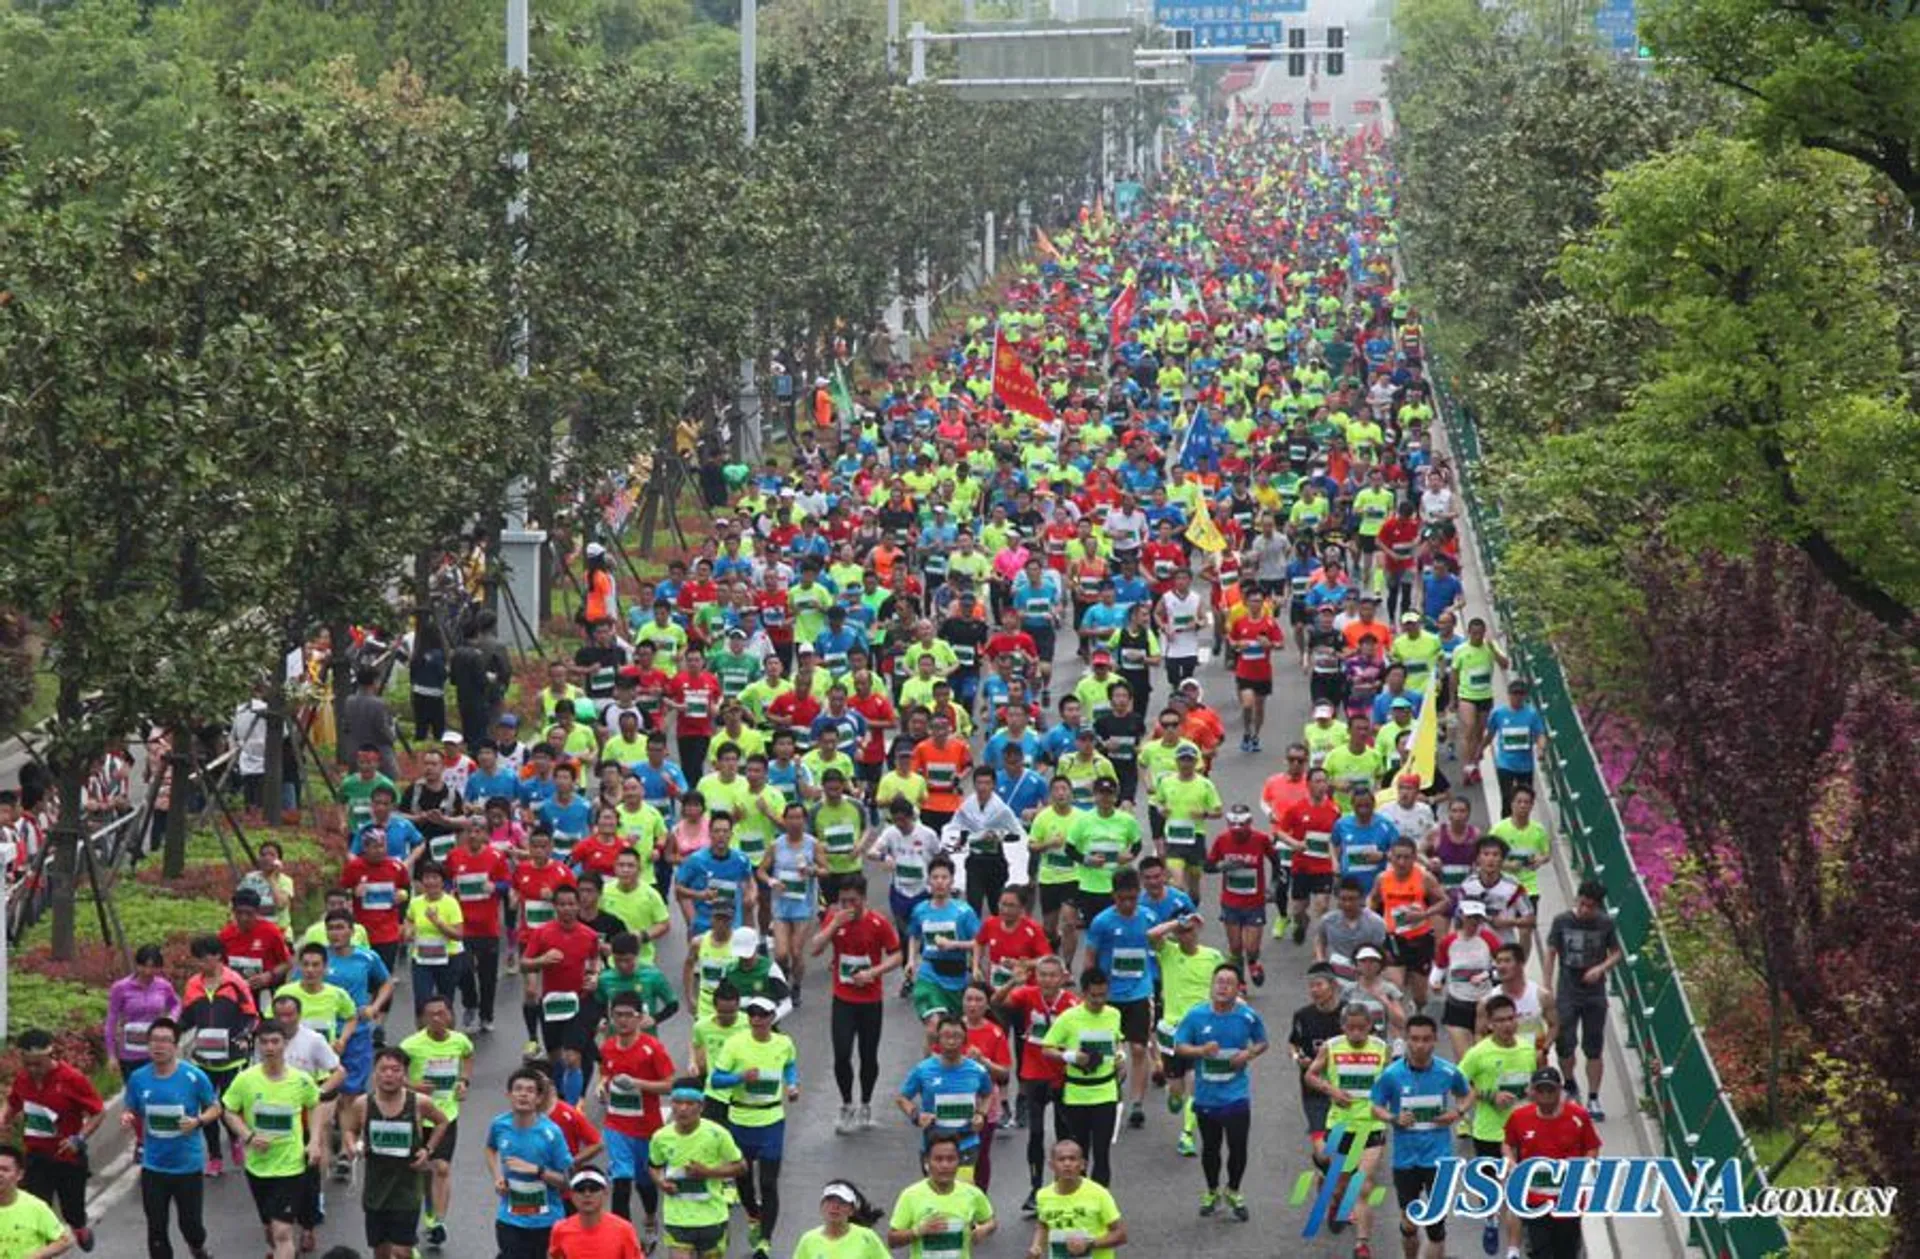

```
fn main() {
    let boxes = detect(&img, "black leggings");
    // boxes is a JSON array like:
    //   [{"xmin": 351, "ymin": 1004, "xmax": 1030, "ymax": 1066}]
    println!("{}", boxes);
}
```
[
  {"xmin": 1021, "ymin": 1079, "xmax": 1060, "ymax": 1189},
  {"xmin": 679, "ymin": 735, "xmax": 712, "ymax": 785},
  {"xmin": 1196, "ymin": 1103, "xmax": 1251, "ymax": 1191},
  {"xmin": 831, "ymin": 999, "xmax": 884, "ymax": 1104},
  {"xmin": 964, "ymin": 853, "xmax": 1008, "ymax": 919},
  {"xmin": 26, "ymin": 1154, "xmax": 88, "ymax": 1228},
  {"xmin": 1056, "ymin": 1100, "xmax": 1116, "ymax": 1186},
  {"xmin": 459, "ymin": 935, "xmax": 501, "ymax": 1022},
  {"xmin": 141, "ymin": 1169, "xmax": 208, "ymax": 1259},
  {"xmin": 736, "ymin": 1154, "xmax": 782, "ymax": 1240},
  {"xmin": 201, "ymin": 1068, "xmax": 239, "ymax": 1160},
  {"xmin": 612, "ymin": 1173, "xmax": 659, "ymax": 1225}
]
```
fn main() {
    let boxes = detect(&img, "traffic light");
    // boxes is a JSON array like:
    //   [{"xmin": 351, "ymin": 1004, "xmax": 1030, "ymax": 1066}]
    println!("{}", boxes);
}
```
[
  {"xmin": 1326, "ymin": 25, "xmax": 1345, "ymax": 75},
  {"xmin": 1288, "ymin": 27, "xmax": 1307, "ymax": 77},
  {"xmin": 1174, "ymin": 28, "xmax": 1193, "ymax": 51}
]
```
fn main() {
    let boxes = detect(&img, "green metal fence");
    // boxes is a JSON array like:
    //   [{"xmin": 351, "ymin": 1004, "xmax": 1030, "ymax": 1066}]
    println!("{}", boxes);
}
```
[{"xmin": 1433, "ymin": 375, "xmax": 1789, "ymax": 1259}]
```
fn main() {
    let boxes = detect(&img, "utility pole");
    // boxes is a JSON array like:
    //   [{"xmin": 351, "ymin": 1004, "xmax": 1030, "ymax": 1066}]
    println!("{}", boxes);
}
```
[
  {"xmin": 499, "ymin": 0, "xmax": 546, "ymax": 650},
  {"xmin": 887, "ymin": 0, "xmax": 901, "ymax": 76},
  {"xmin": 737, "ymin": 0, "xmax": 764, "ymax": 466}
]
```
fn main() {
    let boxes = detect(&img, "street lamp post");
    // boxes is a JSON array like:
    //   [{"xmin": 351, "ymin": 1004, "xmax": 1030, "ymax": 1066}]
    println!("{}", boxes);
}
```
[
  {"xmin": 499, "ymin": 0, "xmax": 546, "ymax": 649},
  {"xmin": 736, "ymin": 0, "xmax": 765, "ymax": 467}
]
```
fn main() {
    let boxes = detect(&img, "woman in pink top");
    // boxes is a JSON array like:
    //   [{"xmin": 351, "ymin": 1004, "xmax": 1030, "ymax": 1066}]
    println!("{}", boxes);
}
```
[{"xmin": 106, "ymin": 944, "xmax": 181, "ymax": 1081}]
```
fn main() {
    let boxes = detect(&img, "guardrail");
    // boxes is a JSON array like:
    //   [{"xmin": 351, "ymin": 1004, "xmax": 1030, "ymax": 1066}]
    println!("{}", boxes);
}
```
[{"xmin": 1434, "ymin": 373, "xmax": 1789, "ymax": 1259}]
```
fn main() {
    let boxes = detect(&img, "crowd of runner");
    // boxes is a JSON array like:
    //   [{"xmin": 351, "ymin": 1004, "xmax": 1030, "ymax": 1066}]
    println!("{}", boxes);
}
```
[{"xmin": 0, "ymin": 122, "xmax": 1624, "ymax": 1259}]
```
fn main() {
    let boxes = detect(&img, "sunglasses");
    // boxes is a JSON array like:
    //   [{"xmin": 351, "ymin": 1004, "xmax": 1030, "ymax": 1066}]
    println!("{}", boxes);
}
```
[{"xmin": 573, "ymin": 1182, "xmax": 607, "ymax": 1194}]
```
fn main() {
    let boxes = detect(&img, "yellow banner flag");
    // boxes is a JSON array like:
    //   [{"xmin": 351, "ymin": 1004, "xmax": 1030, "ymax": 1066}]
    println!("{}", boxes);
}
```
[
  {"xmin": 1186, "ymin": 504, "xmax": 1226, "ymax": 554},
  {"xmin": 1377, "ymin": 685, "xmax": 1440, "ymax": 802}
]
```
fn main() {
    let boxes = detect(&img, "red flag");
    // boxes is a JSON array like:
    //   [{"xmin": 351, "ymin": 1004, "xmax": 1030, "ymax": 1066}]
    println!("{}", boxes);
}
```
[
  {"xmin": 992, "ymin": 329, "xmax": 1052, "ymax": 421},
  {"xmin": 1106, "ymin": 282, "xmax": 1137, "ymax": 351}
]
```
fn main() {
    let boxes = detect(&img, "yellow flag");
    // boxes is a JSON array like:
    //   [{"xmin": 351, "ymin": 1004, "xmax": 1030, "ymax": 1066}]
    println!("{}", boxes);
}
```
[
  {"xmin": 1377, "ymin": 685, "xmax": 1440, "ymax": 803},
  {"xmin": 1185, "ymin": 504, "xmax": 1226, "ymax": 554}
]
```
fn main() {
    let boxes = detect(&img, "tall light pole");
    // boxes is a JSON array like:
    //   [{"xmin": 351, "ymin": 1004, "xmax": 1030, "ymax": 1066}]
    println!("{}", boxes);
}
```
[
  {"xmin": 736, "ymin": 0, "xmax": 765, "ymax": 466},
  {"xmin": 499, "ymin": 0, "xmax": 546, "ymax": 649}
]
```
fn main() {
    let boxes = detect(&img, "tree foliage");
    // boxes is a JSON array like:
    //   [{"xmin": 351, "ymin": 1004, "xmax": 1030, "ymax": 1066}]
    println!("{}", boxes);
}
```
[
  {"xmin": 1552, "ymin": 139, "xmax": 1916, "ymax": 629},
  {"xmin": 1641, "ymin": 0, "xmax": 1920, "ymax": 212}
]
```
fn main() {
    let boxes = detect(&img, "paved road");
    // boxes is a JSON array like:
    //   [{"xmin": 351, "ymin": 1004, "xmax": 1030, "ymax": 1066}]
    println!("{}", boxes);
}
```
[{"xmin": 88, "ymin": 634, "xmax": 1487, "ymax": 1259}]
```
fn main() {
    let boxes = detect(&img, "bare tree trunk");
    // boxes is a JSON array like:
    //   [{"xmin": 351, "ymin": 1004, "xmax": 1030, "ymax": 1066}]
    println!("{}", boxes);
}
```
[
  {"xmin": 331, "ymin": 620, "xmax": 353, "ymax": 767},
  {"xmin": 161, "ymin": 724, "xmax": 192, "ymax": 879},
  {"xmin": 47, "ymin": 762, "xmax": 85, "ymax": 962}
]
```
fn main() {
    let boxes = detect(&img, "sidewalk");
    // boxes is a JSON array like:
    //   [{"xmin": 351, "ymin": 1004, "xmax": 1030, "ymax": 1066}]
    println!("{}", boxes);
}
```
[{"xmin": 1441, "ymin": 424, "xmax": 1688, "ymax": 1259}]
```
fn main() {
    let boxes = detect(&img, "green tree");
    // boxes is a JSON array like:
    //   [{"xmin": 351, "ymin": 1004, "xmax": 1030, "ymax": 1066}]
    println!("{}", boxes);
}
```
[
  {"xmin": 1543, "ymin": 137, "xmax": 1918, "ymax": 630},
  {"xmin": 0, "ymin": 131, "xmax": 291, "ymax": 953},
  {"xmin": 1641, "ymin": 0, "xmax": 1920, "ymax": 212}
]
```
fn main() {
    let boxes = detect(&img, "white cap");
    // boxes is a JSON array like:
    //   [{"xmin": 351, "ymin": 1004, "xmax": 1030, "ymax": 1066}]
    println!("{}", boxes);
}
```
[
  {"xmin": 440, "ymin": 731, "xmax": 464, "ymax": 744},
  {"xmin": 585, "ymin": 542, "xmax": 607, "ymax": 559},
  {"xmin": 1457, "ymin": 900, "xmax": 1487, "ymax": 919},
  {"xmin": 1312, "ymin": 702, "xmax": 1334, "ymax": 719},
  {"xmin": 730, "ymin": 927, "xmax": 763, "ymax": 959}
]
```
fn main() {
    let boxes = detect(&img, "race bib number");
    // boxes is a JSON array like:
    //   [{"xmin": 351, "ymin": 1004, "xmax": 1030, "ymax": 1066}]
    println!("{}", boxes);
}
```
[
  {"xmin": 507, "ymin": 1177, "xmax": 547, "ymax": 1216},
  {"xmin": 253, "ymin": 1103, "xmax": 296, "ymax": 1138},
  {"xmin": 609, "ymin": 1084, "xmax": 645, "ymax": 1117},
  {"xmin": 932, "ymin": 1092, "xmax": 975, "ymax": 1128},
  {"xmin": 456, "ymin": 872, "xmax": 490, "ymax": 901},
  {"xmin": 367, "ymin": 1118, "xmax": 413, "ymax": 1157},
  {"xmin": 525, "ymin": 899, "xmax": 555, "ymax": 927},
  {"xmin": 361, "ymin": 882, "xmax": 396, "ymax": 912},
  {"xmin": 542, "ymin": 991, "xmax": 581, "ymax": 1023},
  {"xmin": 122, "ymin": 1022, "xmax": 152, "ymax": 1055},
  {"xmin": 22, "ymin": 1102, "xmax": 57, "ymax": 1139},
  {"xmin": 824, "ymin": 826, "xmax": 857, "ymax": 856},
  {"xmin": 193, "ymin": 1027, "xmax": 231, "ymax": 1064},
  {"xmin": 1225, "ymin": 867, "xmax": 1259, "ymax": 896},
  {"xmin": 837, "ymin": 954, "xmax": 871, "ymax": 984},
  {"xmin": 1110, "ymin": 948, "xmax": 1147, "ymax": 980},
  {"xmin": 413, "ymin": 937, "xmax": 449, "ymax": 966},
  {"xmin": 146, "ymin": 1104, "xmax": 185, "ymax": 1138}
]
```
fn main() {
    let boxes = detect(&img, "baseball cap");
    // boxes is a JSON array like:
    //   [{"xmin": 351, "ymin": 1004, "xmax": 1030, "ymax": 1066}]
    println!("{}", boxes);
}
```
[
  {"xmin": 1390, "ymin": 696, "xmax": 1414, "ymax": 710},
  {"xmin": 1312, "ymin": 702, "xmax": 1334, "ymax": 719},
  {"xmin": 1457, "ymin": 900, "xmax": 1488, "ymax": 918},
  {"xmin": 1400, "ymin": 611, "xmax": 1421, "ymax": 624},
  {"xmin": 1354, "ymin": 945, "xmax": 1384, "ymax": 962},
  {"xmin": 1396, "ymin": 773, "xmax": 1421, "ymax": 788},
  {"xmin": 496, "ymin": 713, "xmax": 520, "ymax": 728},
  {"xmin": 743, "ymin": 995, "xmax": 778, "ymax": 1017},
  {"xmin": 730, "ymin": 928, "xmax": 763, "ymax": 959},
  {"xmin": 822, "ymin": 1182, "xmax": 860, "ymax": 1205},
  {"xmin": 440, "ymin": 731, "xmax": 464, "ymax": 745},
  {"xmin": 585, "ymin": 542, "xmax": 607, "ymax": 559},
  {"xmin": 1090, "ymin": 649, "xmax": 1113, "ymax": 664},
  {"xmin": 1175, "ymin": 744, "xmax": 1200, "ymax": 760},
  {"xmin": 1530, "ymin": 1067, "xmax": 1565, "ymax": 1089}
]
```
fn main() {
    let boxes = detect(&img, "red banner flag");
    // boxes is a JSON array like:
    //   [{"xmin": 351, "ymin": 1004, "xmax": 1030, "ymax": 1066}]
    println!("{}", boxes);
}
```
[
  {"xmin": 992, "ymin": 329, "xmax": 1052, "ymax": 421},
  {"xmin": 1106, "ymin": 282, "xmax": 1137, "ymax": 352}
]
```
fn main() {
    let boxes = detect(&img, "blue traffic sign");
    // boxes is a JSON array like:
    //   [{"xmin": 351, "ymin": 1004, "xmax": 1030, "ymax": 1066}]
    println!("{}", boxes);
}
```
[{"xmin": 1594, "ymin": 0, "xmax": 1638, "ymax": 54}]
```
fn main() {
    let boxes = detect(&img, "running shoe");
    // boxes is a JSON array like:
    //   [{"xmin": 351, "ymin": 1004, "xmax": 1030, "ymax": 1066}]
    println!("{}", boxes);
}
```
[
  {"xmin": 480, "ymin": 1019, "xmax": 495, "ymax": 1034},
  {"xmin": 522, "ymin": 1040, "xmax": 541, "ymax": 1059},
  {"xmin": 1588, "ymin": 1096, "xmax": 1606, "ymax": 1122},
  {"xmin": 835, "ymin": 1104, "xmax": 856, "ymax": 1134},
  {"xmin": 1482, "ymin": 1219, "xmax": 1499, "ymax": 1254},
  {"xmin": 1021, "ymin": 1189, "xmax": 1038, "ymax": 1215},
  {"xmin": 73, "ymin": 1228, "xmax": 94, "ymax": 1253},
  {"xmin": 426, "ymin": 1223, "xmax": 449, "ymax": 1249},
  {"xmin": 1225, "ymin": 1190, "xmax": 1248, "ymax": 1221},
  {"xmin": 1250, "ymin": 960, "xmax": 1266, "ymax": 988},
  {"xmin": 1166, "ymin": 1090, "xmax": 1182, "ymax": 1115},
  {"xmin": 1354, "ymin": 1243, "xmax": 1373, "ymax": 1259},
  {"xmin": 1127, "ymin": 1102, "xmax": 1145, "ymax": 1129},
  {"xmin": 462, "ymin": 1009, "xmax": 479, "ymax": 1032},
  {"xmin": 205, "ymin": 1157, "xmax": 223, "ymax": 1179},
  {"xmin": 859, "ymin": 1103, "xmax": 876, "ymax": 1129},
  {"xmin": 1249, "ymin": 737, "xmax": 1262, "ymax": 753},
  {"xmin": 1198, "ymin": 1190, "xmax": 1219, "ymax": 1216},
  {"xmin": 1177, "ymin": 1132, "xmax": 1195, "ymax": 1156}
]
